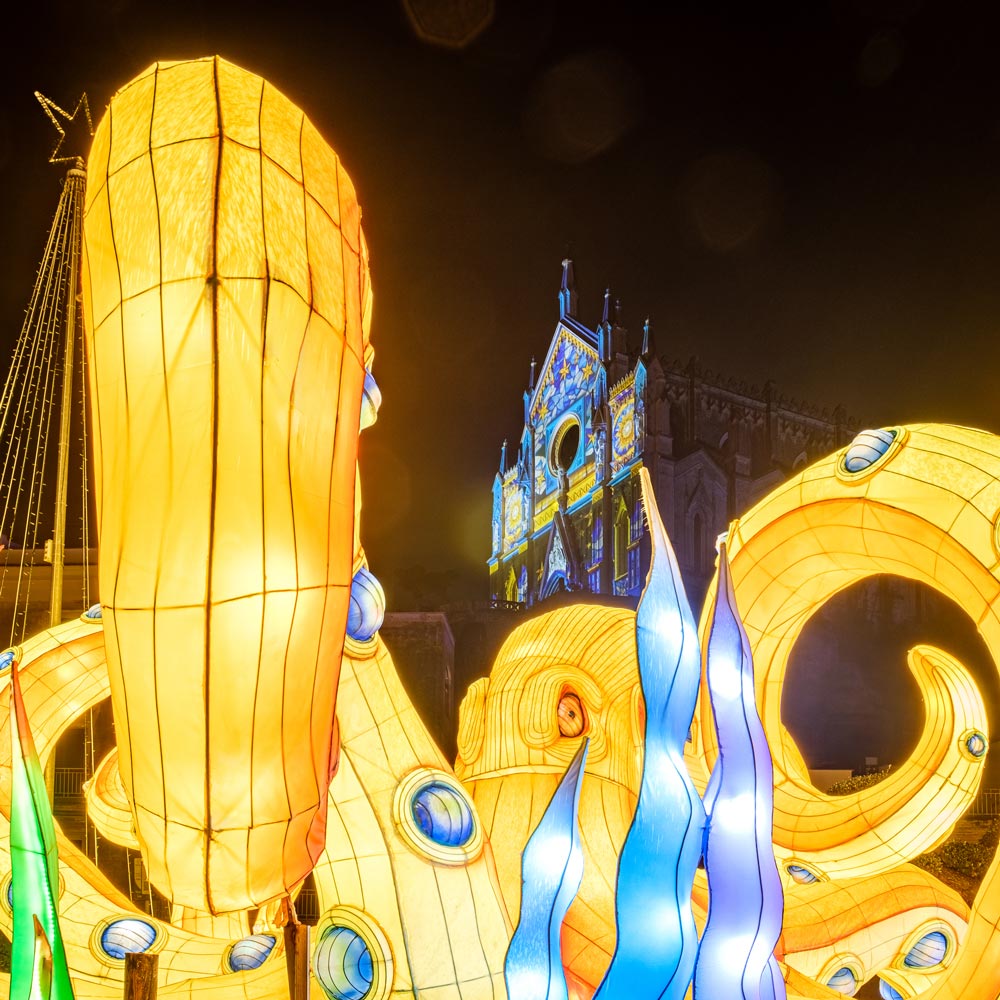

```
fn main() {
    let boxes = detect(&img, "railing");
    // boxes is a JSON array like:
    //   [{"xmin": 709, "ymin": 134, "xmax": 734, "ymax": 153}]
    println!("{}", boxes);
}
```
[
  {"xmin": 295, "ymin": 885, "xmax": 319, "ymax": 925},
  {"xmin": 968, "ymin": 788, "xmax": 1000, "ymax": 819},
  {"xmin": 54, "ymin": 768, "xmax": 85, "ymax": 798},
  {"xmin": 489, "ymin": 599, "xmax": 526, "ymax": 612}
]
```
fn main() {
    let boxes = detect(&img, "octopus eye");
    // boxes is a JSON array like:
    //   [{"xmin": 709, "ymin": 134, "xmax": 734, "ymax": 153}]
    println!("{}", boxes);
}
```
[{"xmin": 557, "ymin": 692, "xmax": 586, "ymax": 737}]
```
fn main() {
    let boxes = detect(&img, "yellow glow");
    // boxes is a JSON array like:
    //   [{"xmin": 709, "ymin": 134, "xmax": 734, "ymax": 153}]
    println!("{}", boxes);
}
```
[
  {"xmin": 14, "ymin": 45, "xmax": 1000, "ymax": 1000},
  {"xmin": 459, "ymin": 419, "xmax": 1000, "ymax": 997},
  {"xmin": 685, "ymin": 428, "xmax": 991, "ymax": 886},
  {"xmin": 693, "ymin": 423, "xmax": 1000, "ymax": 998},
  {"xmin": 456, "ymin": 604, "xmax": 641, "ymax": 993},
  {"xmin": 81, "ymin": 57, "xmax": 370, "ymax": 913}
]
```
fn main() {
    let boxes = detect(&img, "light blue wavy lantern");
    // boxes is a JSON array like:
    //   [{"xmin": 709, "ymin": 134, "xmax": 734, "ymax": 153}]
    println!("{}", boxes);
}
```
[
  {"xmin": 593, "ymin": 468, "xmax": 706, "ymax": 1000},
  {"xmin": 504, "ymin": 738, "xmax": 589, "ymax": 1000},
  {"xmin": 693, "ymin": 541, "xmax": 785, "ymax": 1000}
]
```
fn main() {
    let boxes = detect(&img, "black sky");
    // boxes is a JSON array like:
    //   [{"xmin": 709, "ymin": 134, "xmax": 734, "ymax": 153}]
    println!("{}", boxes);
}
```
[{"xmin": 1, "ymin": 1, "xmax": 999, "ymax": 605}]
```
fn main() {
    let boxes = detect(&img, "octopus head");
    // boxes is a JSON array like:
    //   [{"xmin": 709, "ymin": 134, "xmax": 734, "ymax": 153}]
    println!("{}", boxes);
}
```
[{"xmin": 81, "ymin": 56, "xmax": 371, "ymax": 913}]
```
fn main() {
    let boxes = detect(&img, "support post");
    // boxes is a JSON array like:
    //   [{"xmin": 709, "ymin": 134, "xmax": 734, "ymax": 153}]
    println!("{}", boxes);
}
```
[
  {"xmin": 124, "ymin": 952, "xmax": 158, "ymax": 1000},
  {"xmin": 284, "ymin": 921, "xmax": 311, "ymax": 1000},
  {"xmin": 50, "ymin": 164, "xmax": 86, "ymax": 628}
]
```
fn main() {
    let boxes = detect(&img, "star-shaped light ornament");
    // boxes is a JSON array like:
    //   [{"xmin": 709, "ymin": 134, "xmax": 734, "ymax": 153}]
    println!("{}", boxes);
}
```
[{"xmin": 35, "ymin": 92, "xmax": 94, "ymax": 166}]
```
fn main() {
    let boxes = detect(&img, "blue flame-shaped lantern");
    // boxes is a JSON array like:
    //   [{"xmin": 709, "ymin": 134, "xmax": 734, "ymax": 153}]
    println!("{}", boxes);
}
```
[
  {"xmin": 693, "ymin": 541, "xmax": 786, "ymax": 1000},
  {"xmin": 504, "ymin": 739, "xmax": 589, "ymax": 1000},
  {"xmin": 594, "ymin": 469, "xmax": 706, "ymax": 1000}
]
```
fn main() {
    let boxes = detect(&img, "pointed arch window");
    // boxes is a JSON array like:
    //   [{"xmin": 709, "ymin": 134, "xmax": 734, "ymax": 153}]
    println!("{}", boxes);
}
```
[
  {"xmin": 693, "ymin": 512, "xmax": 706, "ymax": 576},
  {"xmin": 614, "ymin": 497, "xmax": 629, "ymax": 580},
  {"xmin": 505, "ymin": 566, "xmax": 518, "ymax": 603}
]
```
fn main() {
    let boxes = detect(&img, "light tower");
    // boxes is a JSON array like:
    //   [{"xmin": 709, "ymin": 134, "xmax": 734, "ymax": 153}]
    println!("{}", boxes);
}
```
[{"xmin": 0, "ymin": 93, "xmax": 95, "ymax": 642}]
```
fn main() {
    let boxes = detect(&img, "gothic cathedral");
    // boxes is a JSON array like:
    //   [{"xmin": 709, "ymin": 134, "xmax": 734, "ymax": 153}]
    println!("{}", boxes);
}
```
[{"xmin": 489, "ymin": 260, "xmax": 854, "ymax": 608}]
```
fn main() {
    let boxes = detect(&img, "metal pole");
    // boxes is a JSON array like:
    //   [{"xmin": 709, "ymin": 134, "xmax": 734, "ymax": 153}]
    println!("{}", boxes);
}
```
[{"xmin": 49, "ymin": 162, "xmax": 85, "ymax": 628}]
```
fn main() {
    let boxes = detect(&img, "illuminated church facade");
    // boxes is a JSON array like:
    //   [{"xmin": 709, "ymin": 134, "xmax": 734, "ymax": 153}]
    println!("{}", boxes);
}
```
[{"xmin": 489, "ymin": 260, "xmax": 855, "ymax": 607}]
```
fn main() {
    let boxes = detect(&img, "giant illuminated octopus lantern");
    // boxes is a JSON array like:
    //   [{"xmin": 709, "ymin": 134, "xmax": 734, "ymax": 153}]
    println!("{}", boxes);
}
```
[{"xmin": 0, "ymin": 56, "xmax": 998, "ymax": 1000}]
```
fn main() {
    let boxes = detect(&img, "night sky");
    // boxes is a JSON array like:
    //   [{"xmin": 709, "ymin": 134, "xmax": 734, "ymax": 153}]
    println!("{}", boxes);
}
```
[{"xmin": 1, "ymin": 1, "xmax": 998, "ymax": 605}]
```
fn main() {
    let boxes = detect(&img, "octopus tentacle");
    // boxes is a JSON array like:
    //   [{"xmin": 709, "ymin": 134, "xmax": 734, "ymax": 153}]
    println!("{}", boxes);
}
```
[
  {"xmin": 690, "ymin": 640, "xmax": 988, "ymax": 878},
  {"xmin": 698, "ymin": 423, "xmax": 1000, "ymax": 998},
  {"xmin": 686, "ymin": 427, "xmax": 996, "ymax": 880}
]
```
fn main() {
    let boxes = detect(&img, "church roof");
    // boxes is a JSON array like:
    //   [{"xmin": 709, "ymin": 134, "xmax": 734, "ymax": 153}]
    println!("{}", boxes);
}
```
[{"xmin": 528, "ymin": 322, "xmax": 600, "ymax": 426}]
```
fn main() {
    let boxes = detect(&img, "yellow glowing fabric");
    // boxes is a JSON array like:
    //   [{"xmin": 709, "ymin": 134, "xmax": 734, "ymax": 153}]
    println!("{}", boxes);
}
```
[
  {"xmin": 693, "ymin": 423, "xmax": 1000, "ymax": 1000},
  {"xmin": 0, "ymin": 620, "xmax": 513, "ymax": 998},
  {"xmin": 687, "ymin": 641, "xmax": 989, "ymax": 881},
  {"xmin": 312, "ymin": 637, "xmax": 510, "ymax": 999},
  {"xmin": 84, "ymin": 751, "xmax": 138, "ymax": 850},
  {"xmin": 458, "ymin": 429, "xmax": 1000, "ymax": 995},
  {"xmin": 455, "ymin": 604, "xmax": 641, "ymax": 993},
  {"xmin": 454, "ymin": 597, "xmax": 979, "ymax": 998},
  {"xmin": 0, "ymin": 619, "xmax": 271, "ymax": 997},
  {"xmin": 18, "ymin": 47, "xmax": 1000, "ymax": 1000},
  {"xmin": 81, "ymin": 57, "xmax": 370, "ymax": 913},
  {"xmin": 780, "ymin": 864, "xmax": 968, "ymax": 993}
]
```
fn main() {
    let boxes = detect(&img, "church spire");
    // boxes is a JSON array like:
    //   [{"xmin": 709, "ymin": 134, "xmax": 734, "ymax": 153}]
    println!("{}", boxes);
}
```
[
  {"xmin": 641, "ymin": 316, "xmax": 654, "ymax": 360},
  {"xmin": 559, "ymin": 259, "xmax": 578, "ymax": 318},
  {"xmin": 599, "ymin": 287, "xmax": 613, "ymax": 363},
  {"xmin": 529, "ymin": 356, "xmax": 537, "ymax": 391},
  {"xmin": 500, "ymin": 438, "xmax": 508, "ymax": 473}
]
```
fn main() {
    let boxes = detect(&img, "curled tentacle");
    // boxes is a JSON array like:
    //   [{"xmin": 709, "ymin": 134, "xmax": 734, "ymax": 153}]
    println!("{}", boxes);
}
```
[
  {"xmin": 691, "ymin": 423, "xmax": 1000, "ymax": 999},
  {"xmin": 781, "ymin": 863, "xmax": 968, "ymax": 995},
  {"xmin": 690, "ymin": 642, "xmax": 988, "ymax": 879},
  {"xmin": 689, "ymin": 426, "xmax": 994, "ymax": 879}
]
